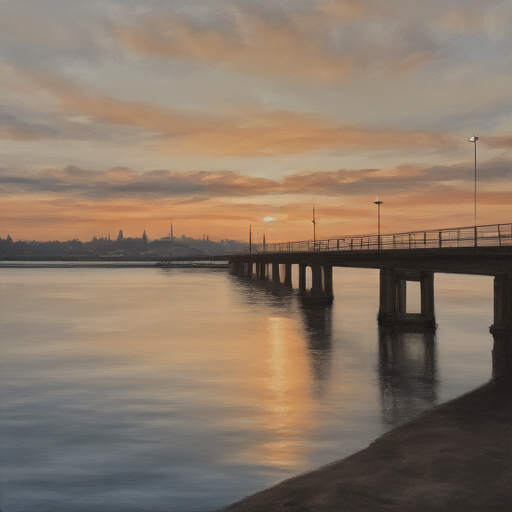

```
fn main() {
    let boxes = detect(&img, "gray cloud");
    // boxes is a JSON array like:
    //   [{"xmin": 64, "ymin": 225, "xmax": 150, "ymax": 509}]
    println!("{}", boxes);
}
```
[
  {"xmin": 0, "ymin": 113, "xmax": 58, "ymax": 140},
  {"xmin": 1, "ymin": 159, "xmax": 511, "ymax": 201}
]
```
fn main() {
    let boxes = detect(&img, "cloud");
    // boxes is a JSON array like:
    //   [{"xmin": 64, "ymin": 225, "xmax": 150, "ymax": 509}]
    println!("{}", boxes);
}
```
[
  {"xmin": 18, "ymin": 68, "xmax": 459, "ymax": 157},
  {"xmin": 2, "ymin": 158, "xmax": 511, "ymax": 202},
  {"xmin": 0, "ymin": 165, "xmax": 276, "ymax": 200},
  {"xmin": 0, "ymin": 113, "xmax": 58, "ymax": 141},
  {"xmin": 108, "ymin": 0, "xmax": 446, "ymax": 81},
  {"xmin": 483, "ymin": 135, "xmax": 512, "ymax": 149}
]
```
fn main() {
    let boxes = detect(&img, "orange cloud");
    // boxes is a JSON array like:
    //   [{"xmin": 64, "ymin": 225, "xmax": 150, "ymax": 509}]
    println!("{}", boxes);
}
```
[
  {"xmin": 109, "ymin": 2, "xmax": 439, "ymax": 81},
  {"xmin": 111, "ymin": 12, "xmax": 355, "ymax": 82},
  {"xmin": 22, "ymin": 69, "xmax": 458, "ymax": 156},
  {"xmin": 3, "ymin": 159, "xmax": 512, "ymax": 203},
  {"xmin": 3, "ymin": 185, "xmax": 510, "ymax": 243},
  {"xmin": 2, "ymin": 158, "xmax": 512, "ymax": 242},
  {"xmin": 483, "ymin": 135, "xmax": 512, "ymax": 149}
]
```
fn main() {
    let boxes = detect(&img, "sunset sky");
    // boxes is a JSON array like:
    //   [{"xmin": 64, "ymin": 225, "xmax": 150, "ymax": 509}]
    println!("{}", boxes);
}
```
[{"xmin": 1, "ymin": 0, "xmax": 512, "ymax": 242}]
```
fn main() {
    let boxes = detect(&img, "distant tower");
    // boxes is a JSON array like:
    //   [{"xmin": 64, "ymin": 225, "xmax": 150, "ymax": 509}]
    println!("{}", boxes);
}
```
[
  {"xmin": 142, "ymin": 229, "xmax": 148, "ymax": 247},
  {"xmin": 207, "ymin": 235, "xmax": 209, "ymax": 242},
  {"xmin": 117, "ymin": 229, "xmax": 124, "ymax": 242},
  {"xmin": 108, "ymin": 229, "xmax": 111, "ymax": 242}
]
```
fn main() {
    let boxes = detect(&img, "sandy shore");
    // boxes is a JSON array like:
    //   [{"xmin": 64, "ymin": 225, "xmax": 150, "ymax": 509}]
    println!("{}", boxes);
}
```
[{"xmin": 221, "ymin": 381, "xmax": 512, "ymax": 511}]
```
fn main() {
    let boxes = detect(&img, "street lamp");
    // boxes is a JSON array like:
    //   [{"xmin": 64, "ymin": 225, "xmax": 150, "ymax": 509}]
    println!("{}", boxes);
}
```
[
  {"xmin": 249, "ymin": 224, "xmax": 252, "ymax": 253},
  {"xmin": 469, "ymin": 135, "xmax": 479, "ymax": 247},
  {"xmin": 374, "ymin": 198, "xmax": 383, "ymax": 250},
  {"xmin": 312, "ymin": 205, "xmax": 316, "ymax": 251}
]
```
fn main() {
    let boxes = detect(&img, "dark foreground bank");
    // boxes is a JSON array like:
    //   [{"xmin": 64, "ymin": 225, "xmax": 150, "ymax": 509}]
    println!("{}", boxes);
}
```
[{"xmin": 222, "ymin": 381, "xmax": 512, "ymax": 512}]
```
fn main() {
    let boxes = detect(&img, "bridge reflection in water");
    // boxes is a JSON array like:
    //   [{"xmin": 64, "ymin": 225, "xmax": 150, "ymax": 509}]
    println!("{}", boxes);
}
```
[
  {"xmin": 230, "ymin": 271, "xmax": 442, "ymax": 431},
  {"xmin": 378, "ymin": 327, "xmax": 438, "ymax": 427},
  {"xmin": 299, "ymin": 304, "xmax": 333, "ymax": 398}
]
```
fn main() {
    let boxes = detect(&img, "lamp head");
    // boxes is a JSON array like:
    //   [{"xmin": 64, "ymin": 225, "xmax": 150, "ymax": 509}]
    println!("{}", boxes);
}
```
[{"xmin": 469, "ymin": 135, "xmax": 479, "ymax": 143}]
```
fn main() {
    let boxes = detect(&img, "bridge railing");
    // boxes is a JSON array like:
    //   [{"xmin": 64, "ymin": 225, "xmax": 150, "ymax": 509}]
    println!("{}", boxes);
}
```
[{"xmin": 255, "ymin": 222, "xmax": 512, "ymax": 253}]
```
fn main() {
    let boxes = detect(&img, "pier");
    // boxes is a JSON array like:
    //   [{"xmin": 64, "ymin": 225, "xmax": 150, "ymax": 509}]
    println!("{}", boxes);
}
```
[{"xmin": 227, "ymin": 222, "xmax": 512, "ymax": 389}]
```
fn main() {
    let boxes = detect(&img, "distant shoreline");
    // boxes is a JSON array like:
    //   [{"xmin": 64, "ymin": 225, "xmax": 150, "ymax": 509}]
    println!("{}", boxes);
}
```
[{"xmin": 0, "ymin": 261, "xmax": 229, "ymax": 269}]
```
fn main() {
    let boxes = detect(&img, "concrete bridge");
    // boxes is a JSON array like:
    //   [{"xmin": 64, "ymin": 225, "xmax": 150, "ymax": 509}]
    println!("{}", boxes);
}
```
[{"xmin": 227, "ymin": 223, "xmax": 512, "ymax": 390}]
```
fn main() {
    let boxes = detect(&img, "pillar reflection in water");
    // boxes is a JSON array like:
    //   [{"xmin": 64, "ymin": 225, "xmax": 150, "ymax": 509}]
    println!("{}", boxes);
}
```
[
  {"xmin": 298, "ymin": 304, "xmax": 333, "ymax": 397},
  {"xmin": 378, "ymin": 327, "xmax": 438, "ymax": 428}
]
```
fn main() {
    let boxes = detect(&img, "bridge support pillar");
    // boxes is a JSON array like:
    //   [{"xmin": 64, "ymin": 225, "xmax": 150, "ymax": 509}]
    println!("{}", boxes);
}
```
[
  {"xmin": 378, "ymin": 269, "xmax": 435, "ymax": 328},
  {"xmin": 300, "ymin": 264, "xmax": 334, "ymax": 304},
  {"xmin": 311, "ymin": 264, "xmax": 323, "ymax": 293},
  {"xmin": 231, "ymin": 260, "xmax": 245, "ymax": 276},
  {"xmin": 246, "ymin": 262, "xmax": 253, "ymax": 278},
  {"xmin": 272, "ymin": 262, "xmax": 280, "ymax": 283},
  {"xmin": 324, "ymin": 265, "xmax": 333, "ymax": 297},
  {"xmin": 284, "ymin": 264, "xmax": 293, "ymax": 287},
  {"xmin": 421, "ymin": 271, "xmax": 435, "ymax": 320},
  {"xmin": 490, "ymin": 274, "xmax": 512, "ymax": 390},
  {"xmin": 299, "ymin": 264, "xmax": 306, "ymax": 291},
  {"xmin": 259, "ymin": 262, "xmax": 268, "ymax": 280}
]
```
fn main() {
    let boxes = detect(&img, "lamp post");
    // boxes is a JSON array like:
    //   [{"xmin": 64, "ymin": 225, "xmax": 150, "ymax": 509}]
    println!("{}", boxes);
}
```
[
  {"xmin": 374, "ymin": 198, "xmax": 383, "ymax": 250},
  {"xmin": 469, "ymin": 135, "xmax": 479, "ymax": 247},
  {"xmin": 249, "ymin": 224, "xmax": 252, "ymax": 253},
  {"xmin": 312, "ymin": 205, "xmax": 316, "ymax": 251}
]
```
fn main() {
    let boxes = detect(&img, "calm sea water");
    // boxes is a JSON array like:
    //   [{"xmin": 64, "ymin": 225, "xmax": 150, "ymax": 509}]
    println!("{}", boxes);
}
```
[{"xmin": 0, "ymin": 266, "xmax": 493, "ymax": 512}]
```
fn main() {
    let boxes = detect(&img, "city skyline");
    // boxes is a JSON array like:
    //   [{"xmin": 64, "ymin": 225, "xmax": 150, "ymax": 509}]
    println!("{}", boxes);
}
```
[{"xmin": 1, "ymin": 0, "xmax": 512, "ymax": 241}]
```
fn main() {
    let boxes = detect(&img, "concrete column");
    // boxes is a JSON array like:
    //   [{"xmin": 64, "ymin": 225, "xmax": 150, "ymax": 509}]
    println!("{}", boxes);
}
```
[
  {"xmin": 323, "ymin": 265, "xmax": 333, "ymax": 297},
  {"xmin": 284, "ymin": 264, "xmax": 292, "ymax": 287},
  {"xmin": 260, "ymin": 262, "xmax": 268, "ymax": 280},
  {"xmin": 247, "ymin": 262, "xmax": 253, "ymax": 278},
  {"xmin": 490, "ymin": 274, "xmax": 512, "ymax": 389},
  {"xmin": 397, "ymin": 280, "xmax": 407, "ymax": 314},
  {"xmin": 272, "ymin": 262, "xmax": 280, "ymax": 283},
  {"xmin": 311, "ymin": 264, "xmax": 323, "ymax": 293},
  {"xmin": 420, "ymin": 272, "xmax": 435, "ymax": 322},
  {"xmin": 299, "ymin": 264, "xmax": 307, "ymax": 292},
  {"xmin": 378, "ymin": 268, "xmax": 397, "ymax": 322}
]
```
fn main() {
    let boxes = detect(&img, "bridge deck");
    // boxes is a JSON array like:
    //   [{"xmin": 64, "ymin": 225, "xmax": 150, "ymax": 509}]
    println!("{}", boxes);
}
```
[{"xmin": 229, "ymin": 246, "xmax": 512, "ymax": 276}]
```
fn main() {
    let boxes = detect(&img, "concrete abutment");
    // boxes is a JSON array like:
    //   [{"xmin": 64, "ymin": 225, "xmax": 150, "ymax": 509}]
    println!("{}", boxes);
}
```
[
  {"xmin": 378, "ymin": 268, "xmax": 436, "ymax": 328},
  {"xmin": 490, "ymin": 274, "xmax": 512, "ymax": 389}
]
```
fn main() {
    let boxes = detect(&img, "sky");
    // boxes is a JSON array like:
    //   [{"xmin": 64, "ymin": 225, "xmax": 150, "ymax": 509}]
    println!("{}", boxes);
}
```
[{"xmin": 1, "ymin": 0, "xmax": 512, "ymax": 242}]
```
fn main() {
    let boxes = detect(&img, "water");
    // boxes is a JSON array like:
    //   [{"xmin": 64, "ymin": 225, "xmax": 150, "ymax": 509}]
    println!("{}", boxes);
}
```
[{"xmin": 0, "ymin": 266, "xmax": 494, "ymax": 511}]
